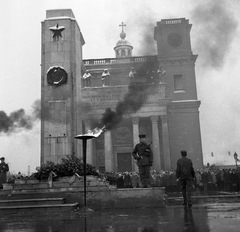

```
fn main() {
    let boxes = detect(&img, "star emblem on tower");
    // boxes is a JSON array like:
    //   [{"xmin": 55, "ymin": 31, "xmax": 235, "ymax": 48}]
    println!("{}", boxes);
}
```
[{"xmin": 49, "ymin": 23, "xmax": 65, "ymax": 41}]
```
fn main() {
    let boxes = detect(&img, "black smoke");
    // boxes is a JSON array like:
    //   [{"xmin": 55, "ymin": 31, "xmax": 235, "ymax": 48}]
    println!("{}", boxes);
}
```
[
  {"xmin": 191, "ymin": 0, "xmax": 238, "ymax": 69},
  {"xmin": 100, "ymin": 82, "xmax": 154, "ymax": 130},
  {"xmin": 0, "ymin": 99, "xmax": 41, "ymax": 134}
]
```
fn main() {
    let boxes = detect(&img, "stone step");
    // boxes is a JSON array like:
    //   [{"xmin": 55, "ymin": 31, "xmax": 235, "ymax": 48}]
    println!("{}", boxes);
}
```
[
  {"xmin": 0, "ymin": 197, "xmax": 65, "ymax": 207},
  {"xmin": 0, "ymin": 202, "xmax": 79, "ymax": 213}
]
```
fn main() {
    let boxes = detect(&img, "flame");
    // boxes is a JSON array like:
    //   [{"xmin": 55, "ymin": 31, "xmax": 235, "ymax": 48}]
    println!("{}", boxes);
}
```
[{"xmin": 85, "ymin": 126, "xmax": 106, "ymax": 138}]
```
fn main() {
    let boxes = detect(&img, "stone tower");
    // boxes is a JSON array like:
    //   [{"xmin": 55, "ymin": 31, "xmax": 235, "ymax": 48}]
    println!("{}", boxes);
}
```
[
  {"xmin": 40, "ymin": 9, "xmax": 85, "ymax": 164},
  {"xmin": 154, "ymin": 18, "xmax": 203, "ymax": 168}
]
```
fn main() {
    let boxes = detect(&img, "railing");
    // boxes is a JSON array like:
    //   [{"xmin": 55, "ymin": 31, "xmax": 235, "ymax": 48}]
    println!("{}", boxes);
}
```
[
  {"xmin": 83, "ymin": 55, "xmax": 158, "ymax": 65},
  {"xmin": 165, "ymin": 19, "xmax": 182, "ymax": 24}
]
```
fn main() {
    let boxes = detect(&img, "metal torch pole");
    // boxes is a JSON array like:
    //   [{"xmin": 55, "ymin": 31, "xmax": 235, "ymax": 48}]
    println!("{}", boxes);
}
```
[{"xmin": 82, "ymin": 138, "xmax": 87, "ymax": 207}]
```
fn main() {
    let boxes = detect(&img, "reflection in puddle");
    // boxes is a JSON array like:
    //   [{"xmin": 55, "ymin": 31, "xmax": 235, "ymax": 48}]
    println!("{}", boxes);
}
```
[{"xmin": 0, "ymin": 206, "xmax": 213, "ymax": 232}]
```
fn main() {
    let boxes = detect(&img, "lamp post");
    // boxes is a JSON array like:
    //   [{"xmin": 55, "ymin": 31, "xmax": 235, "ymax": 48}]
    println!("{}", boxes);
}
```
[{"xmin": 74, "ymin": 134, "xmax": 95, "ymax": 210}]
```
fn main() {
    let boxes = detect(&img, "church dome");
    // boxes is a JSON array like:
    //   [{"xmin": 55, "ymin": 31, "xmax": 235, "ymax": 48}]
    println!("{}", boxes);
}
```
[
  {"xmin": 114, "ymin": 22, "xmax": 133, "ymax": 58},
  {"xmin": 116, "ymin": 38, "xmax": 132, "ymax": 47}
]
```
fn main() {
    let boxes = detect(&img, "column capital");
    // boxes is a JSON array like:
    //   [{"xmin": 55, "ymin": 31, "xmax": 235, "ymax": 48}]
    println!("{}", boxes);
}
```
[
  {"xmin": 150, "ymin": 116, "xmax": 159, "ymax": 124},
  {"xmin": 131, "ymin": 117, "xmax": 140, "ymax": 125},
  {"xmin": 160, "ymin": 115, "xmax": 168, "ymax": 124}
]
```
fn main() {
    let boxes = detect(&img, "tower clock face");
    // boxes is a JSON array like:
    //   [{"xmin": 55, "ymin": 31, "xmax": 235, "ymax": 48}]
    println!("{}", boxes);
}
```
[
  {"xmin": 167, "ymin": 33, "xmax": 182, "ymax": 47},
  {"xmin": 47, "ymin": 67, "xmax": 68, "ymax": 86}
]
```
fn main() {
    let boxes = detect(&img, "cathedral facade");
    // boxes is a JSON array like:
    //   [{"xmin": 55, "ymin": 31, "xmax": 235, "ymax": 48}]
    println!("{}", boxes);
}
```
[{"xmin": 41, "ymin": 9, "xmax": 203, "ymax": 172}]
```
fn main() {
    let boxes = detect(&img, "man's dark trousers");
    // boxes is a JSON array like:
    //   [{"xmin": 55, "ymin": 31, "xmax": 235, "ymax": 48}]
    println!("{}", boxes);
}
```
[
  {"xmin": 180, "ymin": 178, "xmax": 193, "ymax": 204},
  {"xmin": 139, "ymin": 165, "xmax": 151, "ymax": 187}
]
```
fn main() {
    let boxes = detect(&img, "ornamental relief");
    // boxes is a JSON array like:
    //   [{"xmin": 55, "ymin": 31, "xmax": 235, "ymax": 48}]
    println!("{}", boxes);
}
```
[{"xmin": 114, "ymin": 126, "xmax": 132, "ymax": 146}]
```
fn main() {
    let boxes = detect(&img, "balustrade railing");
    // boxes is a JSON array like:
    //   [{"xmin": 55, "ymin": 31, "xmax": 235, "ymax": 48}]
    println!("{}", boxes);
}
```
[{"xmin": 83, "ymin": 55, "xmax": 157, "ymax": 65}]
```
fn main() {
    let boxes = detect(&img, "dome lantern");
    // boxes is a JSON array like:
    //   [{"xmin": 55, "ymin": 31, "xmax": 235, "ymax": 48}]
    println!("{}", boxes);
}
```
[{"xmin": 114, "ymin": 22, "xmax": 133, "ymax": 58}]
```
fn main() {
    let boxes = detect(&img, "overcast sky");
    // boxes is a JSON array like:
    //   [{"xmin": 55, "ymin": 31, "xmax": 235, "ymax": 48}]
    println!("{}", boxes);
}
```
[{"xmin": 0, "ymin": 0, "xmax": 240, "ymax": 174}]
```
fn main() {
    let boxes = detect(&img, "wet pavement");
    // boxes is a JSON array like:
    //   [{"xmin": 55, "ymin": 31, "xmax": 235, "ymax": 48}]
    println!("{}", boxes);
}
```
[{"xmin": 0, "ymin": 202, "xmax": 240, "ymax": 232}]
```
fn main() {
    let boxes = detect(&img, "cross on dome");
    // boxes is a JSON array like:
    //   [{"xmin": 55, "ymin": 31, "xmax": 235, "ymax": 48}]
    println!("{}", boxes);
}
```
[{"xmin": 119, "ymin": 22, "xmax": 126, "ymax": 32}]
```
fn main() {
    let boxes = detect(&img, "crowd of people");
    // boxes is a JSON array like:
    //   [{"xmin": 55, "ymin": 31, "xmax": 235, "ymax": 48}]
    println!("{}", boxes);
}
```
[{"xmin": 101, "ymin": 166, "xmax": 240, "ymax": 193}]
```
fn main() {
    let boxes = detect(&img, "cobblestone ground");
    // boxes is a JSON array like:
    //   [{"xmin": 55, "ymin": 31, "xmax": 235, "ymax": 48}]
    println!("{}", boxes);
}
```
[{"xmin": 0, "ymin": 202, "xmax": 240, "ymax": 232}]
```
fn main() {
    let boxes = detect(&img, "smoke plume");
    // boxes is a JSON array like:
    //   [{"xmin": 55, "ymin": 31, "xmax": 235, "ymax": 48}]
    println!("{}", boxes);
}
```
[
  {"xmin": 0, "ymin": 99, "xmax": 41, "ymax": 134},
  {"xmin": 191, "ymin": 0, "xmax": 238, "ymax": 69},
  {"xmin": 100, "ymin": 82, "xmax": 154, "ymax": 130},
  {"xmin": 125, "ymin": 5, "xmax": 157, "ymax": 56}
]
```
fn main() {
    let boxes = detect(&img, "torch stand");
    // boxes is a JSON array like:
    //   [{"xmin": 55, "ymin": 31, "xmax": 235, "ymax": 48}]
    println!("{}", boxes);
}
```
[{"xmin": 75, "ymin": 134, "xmax": 95, "ymax": 212}]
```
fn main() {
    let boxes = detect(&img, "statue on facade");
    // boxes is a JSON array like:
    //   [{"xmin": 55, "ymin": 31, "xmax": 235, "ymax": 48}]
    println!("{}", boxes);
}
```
[
  {"xmin": 82, "ymin": 70, "xmax": 91, "ymax": 87},
  {"xmin": 101, "ymin": 69, "xmax": 110, "ymax": 86},
  {"xmin": 128, "ymin": 67, "xmax": 137, "ymax": 83},
  {"xmin": 157, "ymin": 66, "xmax": 166, "ymax": 83}
]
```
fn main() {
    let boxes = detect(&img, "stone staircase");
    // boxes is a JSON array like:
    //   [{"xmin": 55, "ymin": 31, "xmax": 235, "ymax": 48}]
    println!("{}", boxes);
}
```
[
  {"xmin": 0, "ymin": 175, "xmax": 110, "ymax": 212},
  {"xmin": 0, "ymin": 175, "xmax": 166, "ymax": 210},
  {"xmin": 0, "ymin": 197, "xmax": 79, "ymax": 213}
]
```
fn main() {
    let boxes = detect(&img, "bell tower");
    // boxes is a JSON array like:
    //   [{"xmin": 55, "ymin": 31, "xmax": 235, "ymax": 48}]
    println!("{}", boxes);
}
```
[
  {"xmin": 41, "ymin": 9, "xmax": 85, "ymax": 164},
  {"xmin": 154, "ymin": 18, "xmax": 203, "ymax": 169},
  {"xmin": 154, "ymin": 18, "xmax": 192, "ymax": 57}
]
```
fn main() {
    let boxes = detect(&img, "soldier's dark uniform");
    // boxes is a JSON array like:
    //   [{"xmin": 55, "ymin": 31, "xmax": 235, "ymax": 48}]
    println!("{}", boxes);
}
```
[
  {"xmin": 0, "ymin": 157, "xmax": 9, "ymax": 189},
  {"xmin": 132, "ymin": 134, "xmax": 153, "ymax": 188},
  {"xmin": 176, "ymin": 150, "xmax": 195, "ymax": 207}
]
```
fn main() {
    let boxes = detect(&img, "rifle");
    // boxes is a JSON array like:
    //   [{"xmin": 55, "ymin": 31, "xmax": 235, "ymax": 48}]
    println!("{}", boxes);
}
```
[{"xmin": 137, "ymin": 142, "xmax": 153, "ymax": 160}]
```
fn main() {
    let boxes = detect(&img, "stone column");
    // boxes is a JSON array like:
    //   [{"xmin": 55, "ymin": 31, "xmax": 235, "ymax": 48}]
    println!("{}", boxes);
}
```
[
  {"xmin": 104, "ymin": 130, "xmax": 113, "ymax": 172},
  {"xmin": 161, "ymin": 115, "xmax": 171, "ymax": 170},
  {"xmin": 132, "ymin": 117, "xmax": 140, "ymax": 172},
  {"xmin": 84, "ymin": 119, "xmax": 93, "ymax": 165},
  {"xmin": 151, "ymin": 116, "xmax": 161, "ymax": 171}
]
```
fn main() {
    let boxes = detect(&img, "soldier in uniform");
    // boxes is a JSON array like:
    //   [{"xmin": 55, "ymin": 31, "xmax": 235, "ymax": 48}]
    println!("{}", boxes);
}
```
[
  {"xmin": 0, "ymin": 157, "xmax": 9, "ymax": 189},
  {"xmin": 176, "ymin": 150, "xmax": 195, "ymax": 207},
  {"xmin": 132, "ymin": 134, "xmax": 153, "ymax": 188}
]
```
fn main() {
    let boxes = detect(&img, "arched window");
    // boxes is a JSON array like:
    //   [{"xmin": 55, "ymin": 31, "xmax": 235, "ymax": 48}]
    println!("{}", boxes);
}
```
[{"xmin": 121, "ymin": 50, "xmax": 126, "ymax": 57}]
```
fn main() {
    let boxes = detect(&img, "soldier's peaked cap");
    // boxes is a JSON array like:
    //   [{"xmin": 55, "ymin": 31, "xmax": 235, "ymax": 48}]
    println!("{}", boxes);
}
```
[{"xmin": 139, "ymin": 134, "xmax": 146, "ymax": 138}]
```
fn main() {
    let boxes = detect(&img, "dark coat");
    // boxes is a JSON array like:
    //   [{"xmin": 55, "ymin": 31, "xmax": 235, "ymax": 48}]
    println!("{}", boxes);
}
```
[
  {"xmin": 132, "ymin": 142, "xmax": 153, "ymax": 166},
  {"xmin": 176, "ymin": 157, "xmax": 195, "ymax": 180},
  {"xmin": 0, "ymin": 162, "xmax": 9, "ymax": 187}
]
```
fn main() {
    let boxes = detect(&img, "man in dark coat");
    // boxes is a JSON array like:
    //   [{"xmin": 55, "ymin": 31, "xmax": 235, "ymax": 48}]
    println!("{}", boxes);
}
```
[
  {"xmin": 132, "ymin": 134, "xmax": 153, "ymax": 188},
  {"xmin": 176, "ymin": 150, "xmax": 195, "ymax": 207},
  {"xmin": 0, "ymin": 157, "xmax": 9, "ymax": 189}
]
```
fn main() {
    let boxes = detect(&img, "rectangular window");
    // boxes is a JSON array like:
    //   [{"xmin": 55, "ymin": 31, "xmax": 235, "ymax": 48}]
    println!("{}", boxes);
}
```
[{"xmin": 174, "ymin": 74, "xmax": 184, "ymax": 91}]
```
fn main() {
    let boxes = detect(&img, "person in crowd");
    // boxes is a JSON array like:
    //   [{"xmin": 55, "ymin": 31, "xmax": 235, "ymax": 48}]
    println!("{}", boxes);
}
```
[
  {"xmin": 155, "ymin": 172, "xmax": 163, "ymax": 187},
  {"xmin": 0, "ymin": 157, "xmax": 9, "ymax": 189},
  {"xmin": 207, "ymin": 170, "xmax": 213, "ymax": 191},
  {"xmin": 132, "ymin": 134, "xmax": 153, "ymax": 188},
  {"xmin": 216, "ymin": 169, "xmax": 223, "ymax": 191},
  {"xmin": 82, "ymin": 70, "xmax": 91, "ymax": 87},
  {"xmin": 211, "ymin": 171, "xmax": 217, "ymax": 191},
  {"xmin": 101, "ymin": 69, "xmax": 110, "ymax": 86},
  {"xmin": 224, "ymin": 169, "xmax": 231, "ymax": 192},
  {"xmin": 131, "ymin": 172, "xmax": 140, "ymax": 188},
  {"xmin": 194, "ymin": 170, "xmax": 202, "ymax": 193},
  {"xmin": 220, "ymin": 169, "xmax": 225, "ymax": 191},
  {"xmin": 201, "ymin": 170, "xmax": 209, "ymax": 192},
  {"xmin": 176, "ymin": 150, "xmax": 195, "ymax": 207},
  {"xmin": 229, "ymin": 169, "xmax": 238, "ymax": 192},
  {"xmin": 123, "ymin": 171, "xmax": 132, "ymax": 188},
  {"xmin": 116, "ymin": 173, "xmax": 124, "ymax": 188}
]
